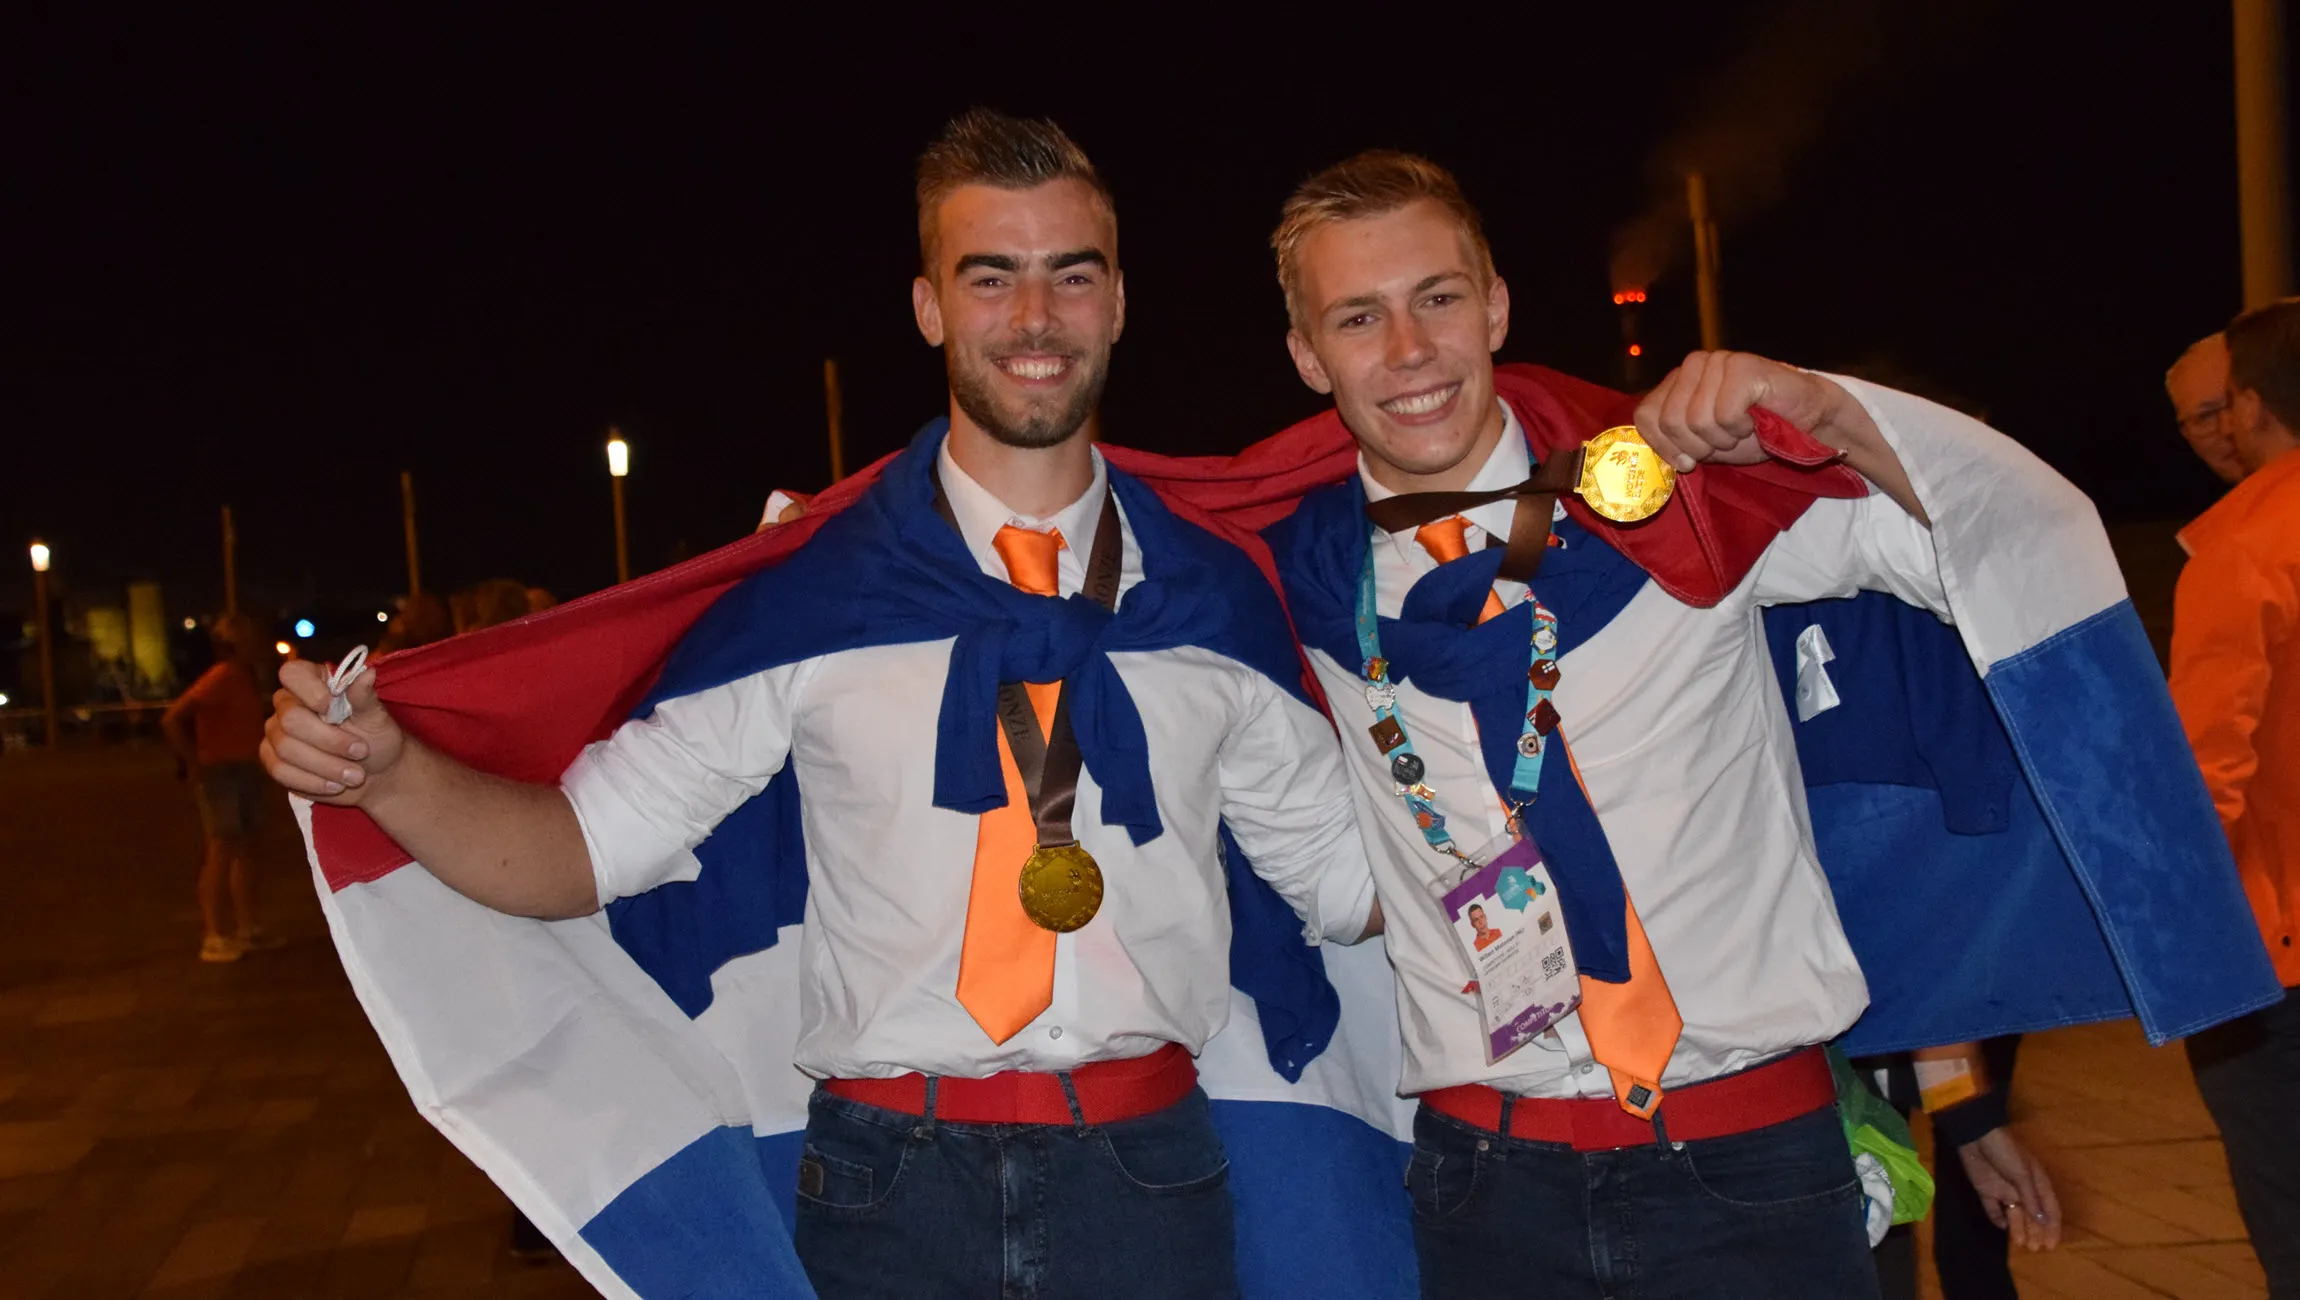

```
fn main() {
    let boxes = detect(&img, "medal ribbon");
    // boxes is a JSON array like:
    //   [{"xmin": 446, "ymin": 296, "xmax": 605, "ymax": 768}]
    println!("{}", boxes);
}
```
[
  {"xmin": 931, "ymin": 469, "xmax": 1123, "ymax": 850},
  {"xmin": 1361, "ymin": 445, "xmax": 1582, "ymax": 587}
]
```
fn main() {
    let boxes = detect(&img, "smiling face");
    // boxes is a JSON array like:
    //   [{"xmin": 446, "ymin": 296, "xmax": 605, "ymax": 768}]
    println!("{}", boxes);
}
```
[
  {"xmin": 1284, "ymin": 199, "xmax": 1510, "ymax": 493},
  {"xmin": 2166, "ymin": 334, "xmax": 2242, "ymax": 483},
  {"xmin": 912, "ymin": 178, "xmax": 1123, "ymax": 450}
]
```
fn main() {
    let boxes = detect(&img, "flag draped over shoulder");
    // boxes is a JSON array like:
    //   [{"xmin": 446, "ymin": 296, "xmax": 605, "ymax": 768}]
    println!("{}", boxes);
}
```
[
  {"xmin": 298, "ymin": 363, "xmax": 2276, "ymax": 1300},
  {"xmin": 304, "ymin": 430, "xmax": 1420, "ymax": 1300}
]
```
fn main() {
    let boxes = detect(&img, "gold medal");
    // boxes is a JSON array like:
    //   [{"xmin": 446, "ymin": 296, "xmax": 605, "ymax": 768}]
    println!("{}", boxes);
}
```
[
  {"xmin": 1018, "ymin": 842, "xmax": 1104, "ymax": 932},
  {"xmin": 1576, "ymin": 425, "xmax": 1677, "ymax": 523}
]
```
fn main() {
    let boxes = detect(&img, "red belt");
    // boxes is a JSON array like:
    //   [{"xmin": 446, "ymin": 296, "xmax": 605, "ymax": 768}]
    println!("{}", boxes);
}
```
[
  {"xmin": 824, "ymin": 1042, "xmax": 1196, "ymax": 1126},
  {"xmin": 1420, "ymin": 1047, "xmax": 1835, "ymax": 1152}
]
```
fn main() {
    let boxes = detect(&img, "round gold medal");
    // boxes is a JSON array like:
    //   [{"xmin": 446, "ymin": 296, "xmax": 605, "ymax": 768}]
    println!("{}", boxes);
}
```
[
  {"xmin": 1017, "ymin": 842, "xmax": 1105, "ymax": 933},
  {"xmin": 1576, "ymin": 425, "xmax": 1678, "ymax": 523}
]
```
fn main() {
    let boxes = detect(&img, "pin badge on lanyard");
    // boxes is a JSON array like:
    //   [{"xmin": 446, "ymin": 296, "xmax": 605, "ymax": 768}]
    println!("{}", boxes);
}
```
[
  {"xmin": 1355, "ymin": 537, "xmax": 1582, "ymax": 1062},
  {"xmin": 1353, "ymin": 542, "xmax": 1561, "ymax": 874}
]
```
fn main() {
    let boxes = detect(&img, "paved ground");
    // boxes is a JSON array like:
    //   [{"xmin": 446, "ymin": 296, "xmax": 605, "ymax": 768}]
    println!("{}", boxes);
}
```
[
  {"xmin": 0, "ymin": 743, "xmax": 2274, "ymax": 1298},
  {"xmin": 0, "ymin": 746, "xmax": 590, "ymax": 1299}
]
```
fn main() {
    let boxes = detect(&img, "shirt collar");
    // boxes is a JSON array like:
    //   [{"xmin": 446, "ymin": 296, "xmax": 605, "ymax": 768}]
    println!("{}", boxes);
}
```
[
  {"xmin": 1358, "ymin": 399, "xmax": 1529, "ymax": 556},
  {"xmin": 936, "ymin": 436, "xmax": 1108, "ymax": 585},
  {"xmin": 2179, "ymin": 442, "xmax": 2300, "ymax": 555}
]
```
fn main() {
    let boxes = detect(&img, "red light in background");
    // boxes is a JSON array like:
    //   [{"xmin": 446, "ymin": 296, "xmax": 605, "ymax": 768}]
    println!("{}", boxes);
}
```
[
  {"xmin": 1612, "ymin": 292, "xmax": 1626, "ymax": 305},
  {"xmin": 1628, "ymin": 344, "xmax": 1643, "ymax": 357}
]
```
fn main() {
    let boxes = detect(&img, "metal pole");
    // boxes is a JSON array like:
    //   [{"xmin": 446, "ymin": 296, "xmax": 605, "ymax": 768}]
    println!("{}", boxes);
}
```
[
  {"xmin": 1687, "ymin": 173, "xmax": 1725, "ymax": 352},
  {"xmin": 611, "ymin": 474, "xmax": 630, "ymax": 585},
  {"xmin": 2236, "ymin": 0, "xmax": 2293, "ymax": 308},
  {"xmin": 34, "ymin": 567, "xmax": 57, "ymax": 749},
  {"xmin": 221, "ymin": 505, "xmax": 239, "ymax": 616},
  {"xmin": 400, "ymin": 471, "xmax": 422, "ymax": 598},
  {"xmin": 824, "ymin": 358, "xmax": 846, "ymax": 482}
]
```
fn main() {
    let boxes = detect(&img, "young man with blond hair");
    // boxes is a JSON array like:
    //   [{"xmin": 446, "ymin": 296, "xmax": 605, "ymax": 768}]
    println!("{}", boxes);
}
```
[{"xmin": 1246, "ymin": 149, "xmax": 2262, "ymax": 1297}]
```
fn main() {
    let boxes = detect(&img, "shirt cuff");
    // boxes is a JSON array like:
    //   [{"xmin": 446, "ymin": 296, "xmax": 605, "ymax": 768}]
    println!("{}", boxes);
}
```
[
  {"xmin": 561, "ymin": 741, "xmax": 698, "ymax": 906},
  {"xmin": 1927, "ymin": 1087, "xmax": 2011, "ymax": 1148},
  {"xmin": 1308, "ymin": 859, "xmax": 1380, "ymax": 947}
]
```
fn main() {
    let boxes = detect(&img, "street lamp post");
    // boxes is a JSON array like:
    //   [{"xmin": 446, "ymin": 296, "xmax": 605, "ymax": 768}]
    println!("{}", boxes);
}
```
[
  {"xmin": 607, "ymin": 431, "xmax": 631, "ymax": 585},
  {"xmin": 29, "ymin": 541, "xmax": 57, "ymax": 749}
]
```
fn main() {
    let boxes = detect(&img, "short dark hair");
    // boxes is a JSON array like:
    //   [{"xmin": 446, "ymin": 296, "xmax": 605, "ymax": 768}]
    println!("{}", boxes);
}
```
[
  {"xmin": 915, "ymin": 109, "xmax": 1112, "ymax": 276},
  {"xmin": 2226, "ymin": 298, "xmax": 2300, "ymax": 431}
]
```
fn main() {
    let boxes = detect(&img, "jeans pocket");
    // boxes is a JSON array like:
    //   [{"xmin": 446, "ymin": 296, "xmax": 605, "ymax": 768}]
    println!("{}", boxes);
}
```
[
  {"xmin": 796, "ymin": 1103, "xmax": 916, "ymax": 1216},
  {"xmin": 1678, "ymin": 1108, "xmax": 1861, "ymax": 1212},
  {"xmin": 1405, "ymin": 1114, "xmax": 1486, "ymax": 1222},
  {"xmin": 1096, "ymin": 1091, "xmax": 1231, "ymax": 1196}
]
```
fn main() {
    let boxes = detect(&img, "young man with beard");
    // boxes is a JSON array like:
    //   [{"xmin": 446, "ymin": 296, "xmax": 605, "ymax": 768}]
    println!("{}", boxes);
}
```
[
  {"xmin": 263, "ymin": 110, "xmax": 1377, "ymax": 1299},
  {"xmin": 1254, "ymin": 151, "xmax": 2062, "ymax": 1298}
]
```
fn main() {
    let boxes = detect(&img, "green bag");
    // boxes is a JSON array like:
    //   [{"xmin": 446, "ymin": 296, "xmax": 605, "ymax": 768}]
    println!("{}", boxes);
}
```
[{"xmin": 1829, "ymin": 1044, "xmax": 1935, "ymax": 1229}]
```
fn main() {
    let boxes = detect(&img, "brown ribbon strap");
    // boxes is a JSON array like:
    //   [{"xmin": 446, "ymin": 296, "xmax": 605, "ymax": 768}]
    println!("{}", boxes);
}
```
[
  {"xmin": 932, "ymin": 469, "xmax": 1123, "ymax": 849},
  {"xmin": 1361, "ymin": 449, "xmax": 1583, "ymax": 583}
]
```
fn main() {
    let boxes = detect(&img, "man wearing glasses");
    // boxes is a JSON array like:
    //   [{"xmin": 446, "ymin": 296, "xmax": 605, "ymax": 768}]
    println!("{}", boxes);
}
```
[
  {"xmin": 2168, "ymin": 301, "xmax": 2300, "ymax": 1299},
  {"xmin": 2168, "ymin": 331, "xmax": 2245, "ymax": 485}
]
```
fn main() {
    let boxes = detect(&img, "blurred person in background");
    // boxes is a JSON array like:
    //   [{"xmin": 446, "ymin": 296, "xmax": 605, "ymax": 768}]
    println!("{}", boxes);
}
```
[
  {"xmin": 375, "ymin": 591, "xmax": 451, "ymax": 654},
  {"xmin": 1863, "ymin": 1038, "xmax": 2058, "ymax": 1300},
  {"xmin": 2168, "ymin": 300, "xmax": 2300, "ymax": 1298},
  {"xmin": 162, "ymin": 614, "xmax": 282, "ymax": 962},
  {"xmin": 449, "ymin": 579, "xmax": 541, "ymax": 635},
  {"xmin": 2166, "ymin": 332, "xmax": 2245, "ymax": 486}
]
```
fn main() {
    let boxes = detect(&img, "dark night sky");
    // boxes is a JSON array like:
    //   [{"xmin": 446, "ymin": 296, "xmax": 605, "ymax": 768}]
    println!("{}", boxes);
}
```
[{"xmin": 3, "ymin": 6, "xmax": 2283, "ymax": 626}]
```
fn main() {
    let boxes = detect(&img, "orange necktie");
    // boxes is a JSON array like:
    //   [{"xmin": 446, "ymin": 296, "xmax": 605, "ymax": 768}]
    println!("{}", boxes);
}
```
[
  {"xmin": 953, "ymin": 525, "xmax": 1068, "ymax": 1044},
  {"xmin": 1413, "ymin": 516, "xmax": 1509, "ymax": 625},
  {"xmin": 1420, "ymin": 516, "xmax": 1683, "ymax": 1116}
]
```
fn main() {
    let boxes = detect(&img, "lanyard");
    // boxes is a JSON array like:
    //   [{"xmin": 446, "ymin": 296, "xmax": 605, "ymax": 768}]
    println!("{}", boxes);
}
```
[{"xmin": 1354, "ymin": 530, "xmax": 1560, "ymax": 860}]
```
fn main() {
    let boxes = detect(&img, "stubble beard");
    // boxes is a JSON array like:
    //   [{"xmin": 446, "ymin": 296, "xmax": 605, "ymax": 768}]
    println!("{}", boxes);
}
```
[{"xmin": 948, "ymin": 337, "xmax": 1110, "ymax": 450}]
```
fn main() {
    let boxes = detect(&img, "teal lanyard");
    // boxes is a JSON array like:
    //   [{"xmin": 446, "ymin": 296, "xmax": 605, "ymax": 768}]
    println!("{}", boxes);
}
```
[{"xmin": 1354, "ymin": 531, "xmax": 1560, "ymax": 858}]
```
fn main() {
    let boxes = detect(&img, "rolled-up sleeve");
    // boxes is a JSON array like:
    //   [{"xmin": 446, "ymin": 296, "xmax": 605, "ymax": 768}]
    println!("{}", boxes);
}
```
[
  {"xmin": 1215, "ymin": 671, "xmax": 1378, "ymax": 945},
  {"xmin": 563, "ymin": 660, "xmax": 808, "ymax": 905}
]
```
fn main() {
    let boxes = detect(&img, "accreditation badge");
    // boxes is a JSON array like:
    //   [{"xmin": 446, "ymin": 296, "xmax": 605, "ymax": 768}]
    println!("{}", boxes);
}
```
[{"xmin": 1437, "ymin": 838, "xmax": 1581, "ymax": 1065}]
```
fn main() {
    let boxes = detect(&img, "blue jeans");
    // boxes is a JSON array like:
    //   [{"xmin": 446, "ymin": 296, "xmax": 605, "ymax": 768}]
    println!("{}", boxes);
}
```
[
  {"xmin": 1408, "ymin": 1100, "xmax": 1879, "ymax": 1300},
  {"xmin": 792, "ymin": 1083, "xmax": 1239, "ymax": 1300}
]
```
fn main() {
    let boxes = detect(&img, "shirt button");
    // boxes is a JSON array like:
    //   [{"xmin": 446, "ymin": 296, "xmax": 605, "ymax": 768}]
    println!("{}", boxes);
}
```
[
  {"xmin": 1048, "ymin": 1026, "xmax": 1064, "ymax": 1040},
  {"xmin": 1577, "ymin": 1064, "xmax": 1595, "ymax": 1076}
]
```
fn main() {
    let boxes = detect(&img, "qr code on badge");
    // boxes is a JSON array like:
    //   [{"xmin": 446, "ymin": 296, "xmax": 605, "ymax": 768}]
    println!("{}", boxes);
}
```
[{"xmin": 1541, "ymin": 949, "xmax": 1567, "ymax": 979}]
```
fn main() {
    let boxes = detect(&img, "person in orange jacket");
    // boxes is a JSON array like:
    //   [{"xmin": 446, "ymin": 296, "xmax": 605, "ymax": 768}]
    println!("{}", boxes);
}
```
[{"xmin": 2168, "ymin": 300, "xmax": 2300, "ymax": 1297}]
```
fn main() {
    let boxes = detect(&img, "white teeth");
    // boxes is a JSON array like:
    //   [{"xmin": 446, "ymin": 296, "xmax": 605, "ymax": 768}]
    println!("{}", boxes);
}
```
[
  {"xmin": 1384, "ymin": 385, "xmax": 1457, "ymax": 416},
  {"xmin": 1002, "ymin": 357, "xmax": 1067, "ymax": 380}
]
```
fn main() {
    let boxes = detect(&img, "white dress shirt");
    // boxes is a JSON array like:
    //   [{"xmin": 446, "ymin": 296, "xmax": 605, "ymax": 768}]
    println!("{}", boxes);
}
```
[
  {"xmin": 1312, "ymin": 400, "xmax": 1949, "ymax": 1099},
  {"xmin": 565, "ymin": 441, "xmax": 1377, "ymax": 1080}
]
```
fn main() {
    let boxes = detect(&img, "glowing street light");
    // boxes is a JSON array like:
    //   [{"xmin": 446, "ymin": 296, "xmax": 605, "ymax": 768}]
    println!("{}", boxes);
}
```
[
  {"xmin": 607, "ymin": 428, "xmax": 632, "ymax": 585},
  {"xmin": 28, "ymin": 540, "xmax": 57, "ymax": 747},
  {"xmin": 274, "ymin": 640, "xmax": 293, "ymax": 657}
]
